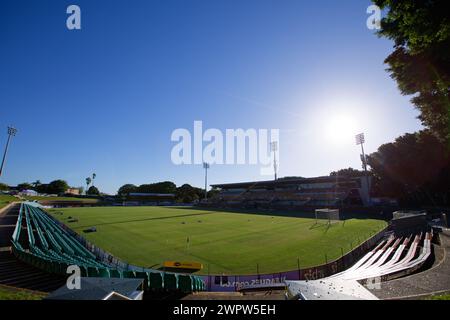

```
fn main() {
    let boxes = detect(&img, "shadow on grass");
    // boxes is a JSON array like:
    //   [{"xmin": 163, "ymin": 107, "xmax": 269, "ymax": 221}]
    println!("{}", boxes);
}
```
[
  {"xmin": 72, "ymin": 211, "xmax": 215, "ymax": 229},
  {"xmin": 175, "ymin": 206, "xmax": 388, "ymax": 222},
  {"xmin": 175, "ymin": 206, "xmax": 316, "ymax": 219}
]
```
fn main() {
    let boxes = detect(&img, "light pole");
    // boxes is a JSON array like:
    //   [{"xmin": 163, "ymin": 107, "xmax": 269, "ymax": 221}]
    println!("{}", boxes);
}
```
[
  {"xmin": 203, "ymin": 162, "xmax": 210, "ymax": 200},
  {"xmin": 270, "ymin": 141, "xmax": 278, "ymax": 180},
  {"xmin": 355, "ymin": 133, "xmax": 371, "ymax": 205},
  {"xmin": 0, "ymin": 126, "xmax": 18, "ymax": 178}
]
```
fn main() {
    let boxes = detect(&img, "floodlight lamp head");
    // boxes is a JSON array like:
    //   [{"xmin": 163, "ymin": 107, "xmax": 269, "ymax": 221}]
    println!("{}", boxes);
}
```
[
  {"xmin": 270, "ymin": 141, "xmax": 278, "ymax": 151},
  {"xmin": 7, "ymin": 127, "xmax": 17, "ymax": 136},
  {"xmin": 355, "ymin": 133, "xmax": 365, "ymax": 145}
]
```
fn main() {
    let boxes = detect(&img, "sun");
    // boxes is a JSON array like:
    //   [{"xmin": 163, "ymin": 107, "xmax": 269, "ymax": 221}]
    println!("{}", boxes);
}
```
[{"xmin": 324, "ymin": 114, "xmax": 357, "ymax": 145}]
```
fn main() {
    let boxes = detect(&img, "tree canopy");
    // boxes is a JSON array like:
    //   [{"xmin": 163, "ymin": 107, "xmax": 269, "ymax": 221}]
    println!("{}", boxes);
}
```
[
  {"xmin": 175, "ymin": 184, "xmax": 202, "ymax": 203},
  {"xmin": 117, "ymin": 184, "xmax": 138, "ymax": 196},
  {"xmin": 117, "ymin": 181, "xmax": 177, "ymax": 195},
  {"xmin": 117, "ymin": 182, "xmax": 213, "ymax": 203},
  {"xmin": 137, "ymin": 181, "xmax": 177, "ymax": 194},
  {"xmin": 373, "ymin": 0, "xmax": 450, "ymax": 142},
  {"xmin": 0, "ymin": 183, "xmax": 9, "ymax": 191},
  {"xmin": 17, "ymin": 183, "xmax": 33, "ymax": 191},
  {"xmin": 87, "ymin": 186, "xmax": 100, "ymax": 195},
  {"xmin": 46, "ymin": 180, "xmax": 69, "ymax": 195},
  {"xmin": 367, "ymin": 130, "xmax": 449, "ymax": 205},
  {"xmin": 330, "ymin": 168, "xmax": 366, "ymax": 177}
]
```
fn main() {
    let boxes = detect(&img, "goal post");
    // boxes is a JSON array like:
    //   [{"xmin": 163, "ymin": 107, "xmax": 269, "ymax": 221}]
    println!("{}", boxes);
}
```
[{"xmin": 314, "ymin": 208, "xmax": 340, "ymax": 224}]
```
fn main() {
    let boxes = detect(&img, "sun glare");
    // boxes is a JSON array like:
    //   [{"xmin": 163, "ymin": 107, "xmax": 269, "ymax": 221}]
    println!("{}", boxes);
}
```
[{"xmin": 325, "ymin": 114, "xmax": 357, "ymax": 145}]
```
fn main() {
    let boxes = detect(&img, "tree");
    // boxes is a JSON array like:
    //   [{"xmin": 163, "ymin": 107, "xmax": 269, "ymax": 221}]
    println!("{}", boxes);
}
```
[
  {"xmin": 137, "ymin": 181, "xmax": 176, "ymax": 194},
  {"xmin": 0, "ymin": 183, "xmax": 9, "ymax": 191},
  {"xmin": 367, "ymin": 130, "xmax": 449, "ymax": 205},
  {"xmin": 47, "ymin": 180, "xmax": 69, "ymax": 195},
  {"xmin": 330, "ymin": 168, "xmax": 366, "ymax": 177},
  {"xmin": 175, "ymin": 184, "xmax": 202, "ymax": 203},
  {"xmin": 87, "ymin": 186, "xmax": 100, "ymax": 195},
  {"xmin": 35, "ymin": 184, "xmax": 50, "ymax": 194},
  {"xmin": 373, "ymin": 0, "xmax": 450, "ymax": 142},
  {"xmin": 85, "ymin": 177, "xmax": 92, "ymax": 193},
  {"xmin": 207, "ymin": 187, "xmax": 220, "ymax": 199},
  {"xmin": 117, "ymin": 184, "xmax": 138, "ymax": 196},
  {"xmin": 17, "ymin": 183, "xmax": 33, "ymax": 191},
  {"xmin": 92, "ymin": 173, "xmax": 96, "ymax": 187},
  {"xmin": 32, "ymin": 180, "xmax": 41, "ymax": 188}
]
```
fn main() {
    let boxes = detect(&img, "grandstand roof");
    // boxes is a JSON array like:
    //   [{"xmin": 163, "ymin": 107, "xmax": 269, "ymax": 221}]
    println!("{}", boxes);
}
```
[
  {"xmin": 211, "ymin": 176, "xmax": 363, "ymax": 189},
  {"xmin": 45, "ymin": 277, "xmax": 143, "ymax": 300},
  {"xmin": 128, "ymin": 193, "xmax": 175, "ymax": 197}
]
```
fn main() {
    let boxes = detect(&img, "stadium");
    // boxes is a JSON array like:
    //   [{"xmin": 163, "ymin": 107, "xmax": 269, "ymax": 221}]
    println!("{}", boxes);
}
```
[
  {"xmin": 1, "ymin": 0, "xmax": 449, "ymax": 307},
  {"xmin": 1, "ymin": 177, "xmax": 449, "ymax": 300}
]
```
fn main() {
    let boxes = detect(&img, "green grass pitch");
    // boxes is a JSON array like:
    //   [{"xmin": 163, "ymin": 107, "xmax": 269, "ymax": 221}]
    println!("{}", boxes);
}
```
[{"xmin": 49, "ymin": 206, "xmax": 387, "ymax": 275}]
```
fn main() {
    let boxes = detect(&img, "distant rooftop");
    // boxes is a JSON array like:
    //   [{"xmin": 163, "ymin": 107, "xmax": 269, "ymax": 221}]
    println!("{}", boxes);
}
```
[{"xmin": 211, "ymin": 175, "xmax": 364, "ymax": 189}]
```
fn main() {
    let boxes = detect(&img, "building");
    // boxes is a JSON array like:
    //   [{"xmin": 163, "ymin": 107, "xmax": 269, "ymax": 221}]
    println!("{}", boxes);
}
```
[
  {"xmin": 20, "ymin": 189, "xmax": 38, "ymax": 197},
  {"xmin": 124, "ymin": 193, "xmax": 175, "ymax": 206},
  {"xmin": 65, "ymin": 188, "xmax": 80, "ymax": 196},
  {"xmin": 210, "ymin": 176, "xmax": 372, "ymax": 209},
  {"xmin": 391, "ymin": 211, "xmax": 428, "ymax": 234}
]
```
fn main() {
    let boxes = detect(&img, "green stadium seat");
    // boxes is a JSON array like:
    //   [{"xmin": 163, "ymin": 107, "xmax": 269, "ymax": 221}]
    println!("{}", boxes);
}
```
[
  {"xmin": 149, "ymin": 272, "xmax": 163, "ymax": 290},
  {"xmin": 108, "ymin": 269, "xmax": 121, "ymax": 278},
  {"xmin": 98, "ymin": 268, "xmax": 110, "ymax": 278},
  {"xmin": 12, "ymin": 204, "xmax": 207, "ymax": 294},
  {"xmin": 80, "ymin": 266, "xmax": 89, "ymax": 277},
  {"xmin": 122, "ymin": 270, "xmax": 136, "ymax": 278},
  {"xmin": 134, "ymin": 272, "xmax": 149, "ymax": 290},
  {"xmin": 193, "ymin": 276, "xmax": 204, "ymax": 291},
  {"xmin": 192, "ymin": 276, "xmax": 199, "ymax": 291},
  {"xmin": 87, "ymin": 266, "xmax": 100, "ymax": 277},
  {"xmin": 178, "ymin": 275, "xmax": 193, "ymax": 293},
  {"xmin": 163, "ymin": 273, "xmax": 178, "ymax": 291}
]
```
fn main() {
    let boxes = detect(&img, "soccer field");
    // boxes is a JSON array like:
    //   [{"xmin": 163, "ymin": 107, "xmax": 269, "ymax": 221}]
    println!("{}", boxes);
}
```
[{"xmin": 49, "ymin": 206, "xmax": 387, "ymax": 275}]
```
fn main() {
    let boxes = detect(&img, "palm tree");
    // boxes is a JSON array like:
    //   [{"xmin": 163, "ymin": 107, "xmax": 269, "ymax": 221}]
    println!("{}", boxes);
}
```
[
  {"xmin": 32, "ymin": 180, "xmax": 41, "ymax": 188},
  {"xmin": 86, "ymin": 177, "xmax": 92, "ymax": 194},
  {"xmin": 92, "ymin": 173, "xmax": 96, "ymax": 187}
]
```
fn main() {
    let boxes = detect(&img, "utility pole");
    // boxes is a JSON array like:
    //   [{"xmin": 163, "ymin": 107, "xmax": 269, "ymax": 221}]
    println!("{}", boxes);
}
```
[
  {"xmin": 203, "ymin": 162, "xmax": 210, "ymax": 200},
  {"xmin": 0, "ymin": 127, "xmax": 18, "ymax": 178}
]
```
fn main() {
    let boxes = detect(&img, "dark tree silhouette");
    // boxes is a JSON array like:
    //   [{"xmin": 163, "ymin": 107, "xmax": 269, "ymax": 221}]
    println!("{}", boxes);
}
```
[{"xmin": 373, "ymin": 0, "xmax": 450, "ymax": 142}]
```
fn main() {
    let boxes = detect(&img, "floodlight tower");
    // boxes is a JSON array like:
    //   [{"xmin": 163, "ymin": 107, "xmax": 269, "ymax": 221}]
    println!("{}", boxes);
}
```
[
  {"xmin": 355, "ymin": 133, "xmax": 367, "ymax": 171},
  {"xmin": 0, "ymin": 127, "xmax": 18, "ymax": 178},
  {"xmin": 355, "ymin": 133, "xmax": 371, "ymax": 204},
  {"xmin": 270, "ymin": 141, "xmax": 278, "ymax": 180},
  {"xmin": 203, "ymin": 162, "xmax": 210, "ymax": 200}
]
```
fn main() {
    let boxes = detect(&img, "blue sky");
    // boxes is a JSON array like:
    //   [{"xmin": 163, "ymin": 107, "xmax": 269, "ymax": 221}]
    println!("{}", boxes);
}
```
[{"xmin": 0, "ymin": 0, "xmax": 422, "ymax": 194}]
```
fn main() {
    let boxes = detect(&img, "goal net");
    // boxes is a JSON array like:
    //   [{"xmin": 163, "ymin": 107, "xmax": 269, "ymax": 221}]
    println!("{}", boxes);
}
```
[{"xmin": 314, "ymin": 208, "xmax": 340, "ymax": 224}]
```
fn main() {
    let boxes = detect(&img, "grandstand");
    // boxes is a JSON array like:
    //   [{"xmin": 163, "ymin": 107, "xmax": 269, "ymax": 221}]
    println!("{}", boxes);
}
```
[
  {"xmin": 286, "ymin": 230, "xmax": 433, "ymax": 299},
  {"xmin": 0, "ymin": 204, "xmax": 65, "ymax": 292},
  {"xmin": 123, "ymin": 193, "xmax": 176, "ymax": 206},
  {"xmin": 8, "ymin": 202, "xmax": 205, "ymax": 295},
  {"xmin": 210, "ymin": 175, "xmax": 371, "ymax": 209}
]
